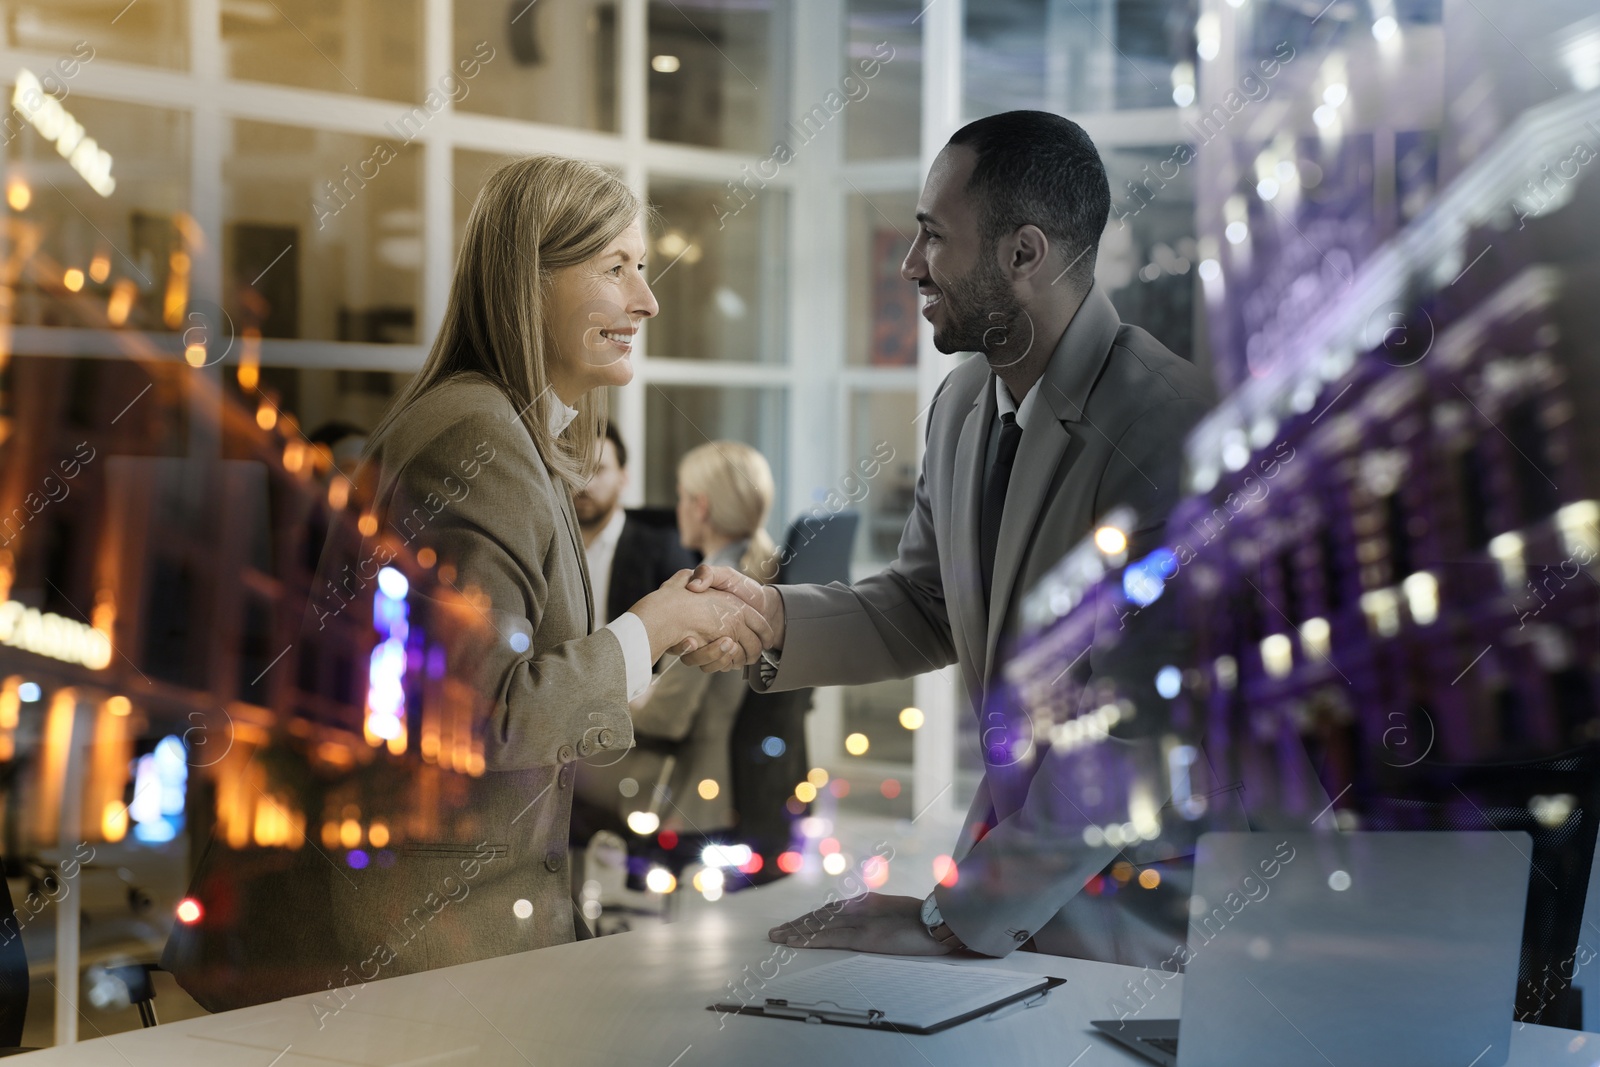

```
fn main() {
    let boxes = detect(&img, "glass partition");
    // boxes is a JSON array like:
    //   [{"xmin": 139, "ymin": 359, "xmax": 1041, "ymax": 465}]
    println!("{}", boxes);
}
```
[
  {"xmin": 222, "ymin": 0, "xmax": 422, "ymax": 102},
  {"xmin": 0, "ymin": 0, "xmax": 188, "ymax": 70},
  {"xmin": 3, "ymin": 95, "xmax": 190, "ymax": 337},
  {"xmin": 845, "ymin": 189, "xmax": 917, "ymax": 367},
  {"xmin": 222, "ymin": 119, "xmax": 422, "ymax": 345},
  {"xmin": 453, "ymin": 0, "xmax": 618, "ymax": 130},
  {"xmin": 646, "ymin": 178, "xmax": 787, "ymax": 364},
  {"xmin": 844, "ymin": 0, "xmax": 921, "ymax": 161},
  {"xmin": 647, "ymin": 0, "xmax": 780, "ymax": 152}
]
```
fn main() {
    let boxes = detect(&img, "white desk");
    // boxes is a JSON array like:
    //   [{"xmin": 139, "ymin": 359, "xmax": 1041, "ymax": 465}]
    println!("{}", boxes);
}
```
[{"xmin": 22, "ymin": 891, "xmax": 1599, "ymax": 1065}]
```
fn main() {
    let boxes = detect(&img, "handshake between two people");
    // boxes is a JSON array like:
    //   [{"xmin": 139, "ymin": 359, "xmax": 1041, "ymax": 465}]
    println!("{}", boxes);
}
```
[{"xmin": 628, "ymin": 565, "xmax": 787, "ymax": 673}]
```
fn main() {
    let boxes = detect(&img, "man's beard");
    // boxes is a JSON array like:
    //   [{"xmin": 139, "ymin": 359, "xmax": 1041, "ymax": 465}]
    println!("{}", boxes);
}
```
[
  {"xmin": 574, "ymin": 491, "xmax": 617, "ymax": 528},
  {"xmin": 931, "ymin": 252, "xmax": 1028, "ymax": 365}
]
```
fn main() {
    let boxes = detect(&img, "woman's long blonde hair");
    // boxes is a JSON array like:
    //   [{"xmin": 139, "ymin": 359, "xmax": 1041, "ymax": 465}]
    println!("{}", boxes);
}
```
[
  {"xmin": 679, "ymin": 441, "xmax": 780, "ymax": 584},
  {"xmin": 368, "ymin": 155, "xmax": 642, "ymax": 490}
]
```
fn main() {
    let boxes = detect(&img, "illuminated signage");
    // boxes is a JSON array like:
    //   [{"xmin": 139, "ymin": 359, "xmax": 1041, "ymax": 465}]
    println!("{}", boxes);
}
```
[
  {"xmin": 0, "ymin": 599, "xmax": 112, "ymax": 669},
  {"xmin": 365, "ymin": 567, "xmax": 409, "ymax": 748},
  {"xmin": 11, "ymin": 69, "xmax": 115, "ymax": 197}
]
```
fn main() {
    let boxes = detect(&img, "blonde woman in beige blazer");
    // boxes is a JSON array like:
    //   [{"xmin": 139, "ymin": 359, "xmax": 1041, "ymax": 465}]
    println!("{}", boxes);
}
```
[
  {"xmin": 348, "ymin": 157, "xmax": 771, "ymax": 969},
  {"xmin": 166, "ymin": 156, "xmax": 771, "ymax": 1012}
]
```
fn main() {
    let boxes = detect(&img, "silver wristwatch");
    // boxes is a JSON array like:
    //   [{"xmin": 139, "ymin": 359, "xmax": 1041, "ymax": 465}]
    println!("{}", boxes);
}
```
[{"xmin": 920, "ymin": 892, "xmax": 965, "ymax": 950}]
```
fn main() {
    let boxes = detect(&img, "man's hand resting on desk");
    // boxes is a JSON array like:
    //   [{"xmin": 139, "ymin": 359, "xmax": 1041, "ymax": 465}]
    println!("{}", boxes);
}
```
[
  {"xmin": 767, "ymin": 894, "xmax": 954, "ymax": 955},
  {"xmin": 668, "ymin": 563, "xmax": 786, "ymax": 673}
]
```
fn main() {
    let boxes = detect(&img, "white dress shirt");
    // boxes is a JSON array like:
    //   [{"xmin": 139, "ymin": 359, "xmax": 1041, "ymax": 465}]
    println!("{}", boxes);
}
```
[
  {"xmin": 585, "ymin": 507, "xmax": 626, "ymax": 625},
  {"xmin": 547, "ymin": 395, "xmax": 651, "ymax": 700}
]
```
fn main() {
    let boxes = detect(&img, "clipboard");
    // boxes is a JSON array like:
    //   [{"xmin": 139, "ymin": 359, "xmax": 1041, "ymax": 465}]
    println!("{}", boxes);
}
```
[{"xmin": 707, "ymin": 955, "xmax": 1067, "ymax": 1035}]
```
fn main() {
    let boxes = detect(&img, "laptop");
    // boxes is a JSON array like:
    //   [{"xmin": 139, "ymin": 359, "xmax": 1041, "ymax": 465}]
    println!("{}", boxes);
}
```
[{"xmin": 1091, "ymin": 831, "xmax": 1530, "ymax": 1067}]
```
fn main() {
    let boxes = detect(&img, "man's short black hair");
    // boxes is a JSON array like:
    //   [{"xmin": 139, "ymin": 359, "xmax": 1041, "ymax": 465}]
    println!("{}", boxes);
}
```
[
  {"xmin": 601, "ymin": 420, "xmax": 627, "ymax": 469},
  {"xmin": 947, "ymin": 110, "xmax": 1110, "ymax": 289}
]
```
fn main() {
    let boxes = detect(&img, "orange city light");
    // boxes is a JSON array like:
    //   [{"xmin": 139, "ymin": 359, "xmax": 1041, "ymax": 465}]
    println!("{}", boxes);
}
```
[{"xmin": 175, "ymin": 898, "xmax": 203, "ymax": 924}]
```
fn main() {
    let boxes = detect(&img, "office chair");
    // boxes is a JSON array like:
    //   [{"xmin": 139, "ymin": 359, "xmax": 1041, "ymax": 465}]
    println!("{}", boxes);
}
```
[
  {"xmin": 621, "ymin": 505, "xmax": 682, "ymax": 535},
  {"xmin": 0, "ymin": 855, "xmax": 162, "ymax": 1048}
]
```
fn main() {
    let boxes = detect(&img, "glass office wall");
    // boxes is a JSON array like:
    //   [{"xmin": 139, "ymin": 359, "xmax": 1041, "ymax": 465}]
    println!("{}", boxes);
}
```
[
  {"xmin": 0, "ymin": 0, "xmax": 188, "ymax": 69},
  {"xmin": 647, "ymin": 0, "xmax": 780, "ymax": 152},
  {"xmin": 222, "ymin": 0, "xmax": 423, "ymax": 102},
  {"xmin": 453, "ymin": 0, "xmax": 618, "ymax": 130},
  {"xmin": 647, "ymin": 178, "xmax": 788, "ymax": 364},
  {"xmin": 223, "ymin": 120, "xmax": 423, "ymax": 345}
]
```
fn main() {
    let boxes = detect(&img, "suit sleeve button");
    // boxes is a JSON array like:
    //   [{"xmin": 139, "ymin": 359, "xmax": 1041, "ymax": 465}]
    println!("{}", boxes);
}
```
[
  {"xmin": 597, "ymin": 729, "xmax": 614, "ymax": 748},
  {"xmin": 557, "ymin": 744, "xmax": 575, "ymax": 763},
  {"xmin": 577, "ymin": 737, "xmax": 592, "ymax": 757},
  {"xmin": 1013, "ymin": 930, "xmax": 1030, "ymax": 943},
  {"xmin": 544, "ymin": 852, "xmax": 563, "ymax": 872}
]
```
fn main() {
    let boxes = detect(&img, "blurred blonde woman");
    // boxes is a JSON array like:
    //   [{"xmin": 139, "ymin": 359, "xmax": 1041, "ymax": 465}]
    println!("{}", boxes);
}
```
[{"xmin": 576, "ymin": 441, "xmax": 779, "ymax": 839}]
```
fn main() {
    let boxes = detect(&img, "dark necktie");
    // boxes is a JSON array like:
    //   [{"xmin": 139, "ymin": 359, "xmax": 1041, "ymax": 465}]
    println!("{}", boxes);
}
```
[{"xmin": 979, "ymin": 410, "xmax": 1023, "ymax": 604}]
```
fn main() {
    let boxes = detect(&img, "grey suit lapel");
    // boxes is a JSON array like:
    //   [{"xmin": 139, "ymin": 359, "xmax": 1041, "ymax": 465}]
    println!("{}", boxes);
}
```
[
  {"xmin": 981, "ymin": 285, "xmax": 1123, "ymax": 681},
  {"xmin": 951, "ymin": 382, "xmax": 993, "ymax": 689},
  {"xmin": 983, "ymin": 412, "xmax": 1071, "ymax": 681}
]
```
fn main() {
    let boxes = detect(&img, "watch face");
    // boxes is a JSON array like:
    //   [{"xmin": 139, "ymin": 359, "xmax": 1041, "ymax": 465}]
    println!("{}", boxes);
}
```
[{"xmin": 919, "ymin": 894, "xmax": 939, "ymax": 927}]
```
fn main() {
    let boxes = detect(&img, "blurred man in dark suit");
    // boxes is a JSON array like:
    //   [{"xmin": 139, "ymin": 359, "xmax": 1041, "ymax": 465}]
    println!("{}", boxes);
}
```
[{"xmin": 576, "ymin": 421, "xmax": 696, "ymax": 622}]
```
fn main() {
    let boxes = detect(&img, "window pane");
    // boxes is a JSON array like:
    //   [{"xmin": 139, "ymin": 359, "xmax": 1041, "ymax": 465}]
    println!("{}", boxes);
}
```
[
  {"xmin": 643, "ymin": 385, "xmax": 788, "ymax": 540},
  {"xmin": 844, "ymin": 0, "xmax": 921, "ymax": 160},
  {"xmin": 453, "ymin": 0, "xmax": 617, "ymax": 130},
  {"xmin": 452, "ymin": 147, "xmax": 510, "ymax": 258},
  {"xmin": 6, "ymin": 96, "xmax": 189, "ymax": 333},
  {"xmin": 647, "ymin": 179, "xmax": 787, "ymax": 363},
  {"xmin": 839, "ymin": 676, "xmax": 915, "ymax": 817},
  {"xmin": 2, "ymin": 0, "xmax": 187, "ymax": 69},
  {"xmin": 966, "ymin": 0, "xmax": 1199, "ymax": 116},
  {"xmin": 845, "ymin": 190, "xmax": 917, "ymax": 367},
  {"xmin": 648, "ymin": 0, "xmax": 778, "ymax": 152},
  {"xmin": 224, "ymin": 120, "xmax": 422, "ymax": 344},
  {"xmin": 1097, "ymin": 144, "xmax": 1202, "ymax": 368},
  {"xmin": 847, "ymin": 390, "xmax": 918, "ymax": 562},
  {"xmin": 223, "ymin": 0, "xmax": 422, "ymax": 102}
]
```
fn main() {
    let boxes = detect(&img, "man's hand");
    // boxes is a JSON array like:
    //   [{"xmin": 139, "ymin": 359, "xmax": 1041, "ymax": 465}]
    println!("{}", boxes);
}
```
[
  {"xmin": 670, "ymin": 564, "xmax": 786, "ymax": 673},
  {"xmin": 631, "ymin": 570, "xmax": 775, "ymax": 665},
  {"xmin": 766, "ymin": 894, "xmax": 954, "ymax": 955}
]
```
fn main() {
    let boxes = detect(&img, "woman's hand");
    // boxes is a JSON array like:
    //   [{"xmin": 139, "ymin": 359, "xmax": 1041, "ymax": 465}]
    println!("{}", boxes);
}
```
[
  {"xmin": 629, "ymin": 570, "xmax": 775, "ymax": 666},
  {"xmin": 671, "ymin": 565, "xmax": 785, "ymax": 673}
]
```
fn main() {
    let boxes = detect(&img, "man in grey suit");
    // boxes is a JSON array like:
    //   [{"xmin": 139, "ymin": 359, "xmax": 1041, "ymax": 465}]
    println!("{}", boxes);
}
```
[{"xmin": 684, "ymin": 111, "xmax": 1215, "ymax": 966}]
